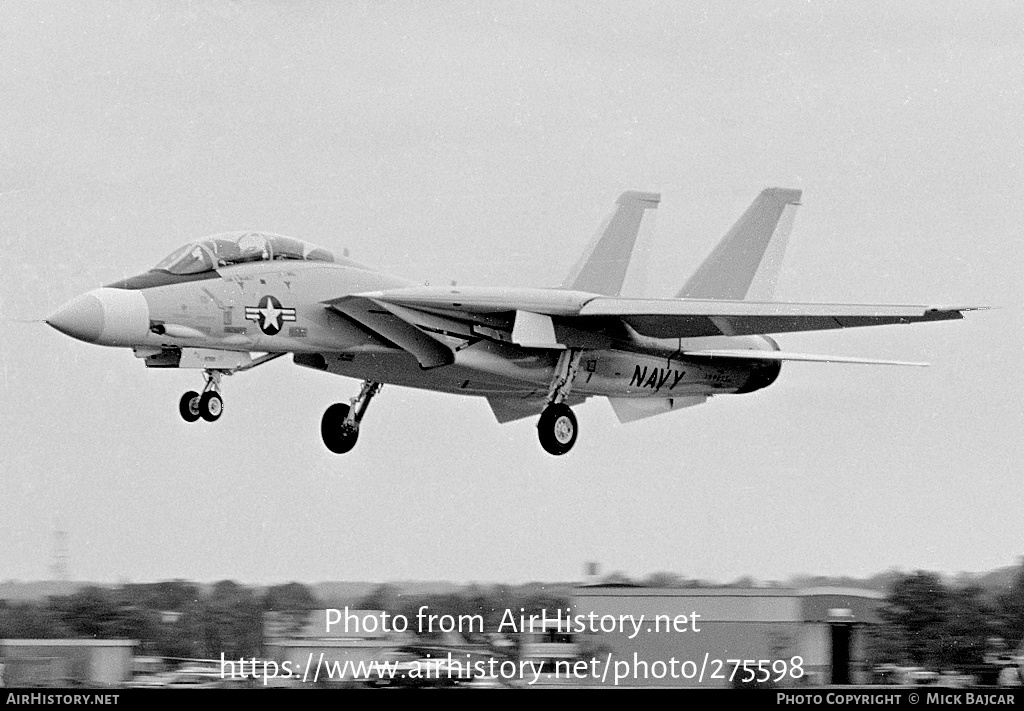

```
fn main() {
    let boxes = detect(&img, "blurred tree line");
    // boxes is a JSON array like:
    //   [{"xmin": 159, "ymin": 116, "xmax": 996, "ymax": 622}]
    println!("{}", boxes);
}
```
[
  {"xmin": 2, "ymin": 563, "xmax": 1023, "ymax": 669},
  {"xmin": 0, "ymin": 580, "xmax": 572, "ymax": 660},
  {"xmin": 868, "ymin": 565, "xmax": 1024, "ymax": 670},
  {"xmin": 0, "ymin": 580, "xmax": 317, "ymax": 659}
]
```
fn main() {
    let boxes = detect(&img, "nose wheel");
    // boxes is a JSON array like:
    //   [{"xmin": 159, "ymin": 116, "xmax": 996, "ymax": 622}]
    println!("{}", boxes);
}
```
[
  {"xmin": 179, "ymin": 391, "xmax": 202, "ymax": 422},
  {"xmin": 322, "ymin": 380, "xmax": 382, "ymax": 454},
  {"xmin": 198, "ymin": 391, "xmax": 223, "ymax": 421},
  {"xmin": 179, "ymin": 370, "xmax": 224, "ymax": 423}
]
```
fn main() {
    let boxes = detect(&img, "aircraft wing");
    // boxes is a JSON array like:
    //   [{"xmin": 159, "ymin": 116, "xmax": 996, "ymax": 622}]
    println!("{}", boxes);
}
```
[
  {"xmin": 364, "ymin": 286, "xmax": 978, "ymax": 339},
  {"xmin": 324, "ymin": 295, "xmax": 455, "ymax": 369},
  {"xmin": 577, "ymin": 297, "xmax": 975, "ymax": 338}
]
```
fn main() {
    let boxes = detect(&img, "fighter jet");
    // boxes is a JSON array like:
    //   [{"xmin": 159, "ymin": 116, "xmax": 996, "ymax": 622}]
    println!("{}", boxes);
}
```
[{"xmin": 46, "ymin": 188, "xmax": 979, "ymax": 455}]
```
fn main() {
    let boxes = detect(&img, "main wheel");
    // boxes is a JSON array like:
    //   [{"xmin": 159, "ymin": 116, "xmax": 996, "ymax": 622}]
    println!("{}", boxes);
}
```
[
  {"xmin": 179, "ymin": 391, "xmax": 201, "ymax": 422},
  {"xmin": 321, "ymin": 403, "xmax": 360, "ymax": 454},
  {"xmin": 198, "ymin": 391, "xmax": 223, "ymax": 422},
  {"xmin": 537, "ymin": 403, "xmax": 578, "ymax": 455}
]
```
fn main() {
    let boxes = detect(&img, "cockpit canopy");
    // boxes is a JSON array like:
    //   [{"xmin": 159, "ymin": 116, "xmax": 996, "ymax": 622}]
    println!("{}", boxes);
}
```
[{"xmin": 154, "ymin": 232, "xmax": 336, "ymax": 275}]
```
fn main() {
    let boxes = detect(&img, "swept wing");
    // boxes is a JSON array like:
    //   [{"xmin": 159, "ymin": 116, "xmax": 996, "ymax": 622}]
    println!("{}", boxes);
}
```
[
  {"xmin": 577, "ymin": 297, "xmax": 973, "ymax": 338},
  {"xmin": 359, "ymin": 286, "xmax": 973, "ymax": 338},
  {"xmin": 325, "ymin": 286, "xmax": 978, "ymax": 372}
]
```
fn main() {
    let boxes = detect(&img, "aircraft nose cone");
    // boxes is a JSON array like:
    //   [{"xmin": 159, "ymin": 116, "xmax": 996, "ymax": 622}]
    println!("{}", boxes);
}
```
[
  {"xmin": 46, "ymin": 288, "xmax": 150, "ymax": 346},
  {"xmin": 46, "ymin": 293, "xmax": 105, "ymax": 343}
]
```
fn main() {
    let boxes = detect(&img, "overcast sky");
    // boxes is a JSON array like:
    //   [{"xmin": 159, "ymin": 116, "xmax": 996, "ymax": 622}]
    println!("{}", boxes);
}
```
[{"xmin": 1, "ymin": 0, "xmax": 1020, "ymax": 586}]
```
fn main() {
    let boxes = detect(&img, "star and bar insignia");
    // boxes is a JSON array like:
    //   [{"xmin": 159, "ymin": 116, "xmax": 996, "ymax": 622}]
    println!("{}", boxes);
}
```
[{"xmin": 245, "ymin": 295, "xmax": 297, "ymax": 335}]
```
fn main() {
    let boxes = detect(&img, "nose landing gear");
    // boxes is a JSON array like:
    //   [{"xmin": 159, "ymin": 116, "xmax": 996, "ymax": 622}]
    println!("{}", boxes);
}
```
[
  {"xmin": 174, "ymin": 353, "xmax": 285, "ymax": 424},
  {"xmin": 178, "ymin": 370, "xmax": 224, "ymax": 423},
  {"xmin": 321, "ymin": 380, "xmax": 382, "ymax": 454}
]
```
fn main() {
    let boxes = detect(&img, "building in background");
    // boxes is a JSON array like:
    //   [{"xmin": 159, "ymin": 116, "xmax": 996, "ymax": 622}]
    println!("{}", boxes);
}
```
[
  {"xmin": 570, "ymin": 586, "xmax": 881, "ymax": 687},
  {"xmin": 263, "ymin": 609, "xmax": 402, "ymax": 685},
  {"xmin": 0, "ymin": 639, "xmax": 136, "ymax": 687}
]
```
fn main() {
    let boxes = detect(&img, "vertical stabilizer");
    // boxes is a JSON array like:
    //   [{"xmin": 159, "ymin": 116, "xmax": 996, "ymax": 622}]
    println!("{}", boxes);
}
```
[
  {"xmin": 562, "ymin": 191, "xmax": 660, "ymax": 296},
  {"xmin": 676, "ymin": 187, "xmax": 802, "ymax": 300}
]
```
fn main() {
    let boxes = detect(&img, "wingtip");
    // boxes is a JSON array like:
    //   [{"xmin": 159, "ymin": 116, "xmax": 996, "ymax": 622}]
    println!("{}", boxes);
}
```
[{"xmin": 928, "ymin": 305, "xmax": 992, "ymax": 312}]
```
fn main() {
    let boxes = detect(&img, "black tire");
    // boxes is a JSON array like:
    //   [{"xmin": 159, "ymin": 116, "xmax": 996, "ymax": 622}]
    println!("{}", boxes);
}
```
[
  {"xmin": 537, "ymin": 403, "xmax": 577, "ymax": 455},
  {"xmin": 179, "ymin": 391, "xmax": 201, "ymax": 422},
  {"xmin": 321, "ymin": 403, "xmax": 359, "ymax": 454},
  {"xmin": 199, "ymin": 391, "xmax": 223, "ymax": 422}
]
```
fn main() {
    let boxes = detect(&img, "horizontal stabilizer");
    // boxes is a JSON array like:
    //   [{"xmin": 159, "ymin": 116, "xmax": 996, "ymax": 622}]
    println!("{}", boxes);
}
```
[
  {"xmin": 683, "ymin": 349, "xmax": 929, "ymax": 367},
  {"xmin": 608, "ymin": 396, "xmax": 707, "ymax": 423}
]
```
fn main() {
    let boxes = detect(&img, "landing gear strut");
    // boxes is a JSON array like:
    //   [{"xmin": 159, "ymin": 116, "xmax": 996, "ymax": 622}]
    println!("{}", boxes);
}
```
[
  {"xmin": 537, "ymin": 349, "xmax": 583, "ymax": 456},
  {"xmin": 175, "ymin": 353, "xmax": 284, "ymax": 424},
  {"xmin": 321, "ymin": 380, "xmax": 382, "ymax": 454},
  {"xmin": 179, "ymin": 370, "xmax": 224, "ymax": 423}
]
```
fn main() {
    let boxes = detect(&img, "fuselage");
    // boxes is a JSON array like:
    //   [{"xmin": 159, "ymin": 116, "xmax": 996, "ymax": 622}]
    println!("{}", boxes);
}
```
[{"xmin": 48, "ymin": 259, "xmax": 780, "ymax": 402}]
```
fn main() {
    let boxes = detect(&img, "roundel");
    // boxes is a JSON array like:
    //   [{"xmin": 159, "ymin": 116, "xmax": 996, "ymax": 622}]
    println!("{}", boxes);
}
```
[{"xmin": 244, "ymin": 295, "xmax": 297, "ymax": 336}]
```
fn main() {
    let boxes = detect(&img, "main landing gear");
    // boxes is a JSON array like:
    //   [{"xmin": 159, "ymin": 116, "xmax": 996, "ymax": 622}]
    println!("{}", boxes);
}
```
[
  {"xmin": 321, "ymin": 380, "xmax": 382, "ymax": 454},
  {"xmin": 179, "ymin": 370, "xmax": 224, "ymax": 423},
  {"xmin": 537, "ymin": 403, "xmax": 578, "ymax": 456},
  {"xmin": 537, "ymin": 349, "xmax": 583, "ymax": 456}
]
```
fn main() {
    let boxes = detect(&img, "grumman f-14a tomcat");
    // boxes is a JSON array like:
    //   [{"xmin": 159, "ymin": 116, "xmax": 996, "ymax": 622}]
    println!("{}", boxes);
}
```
[{"xmin": 46, "ymin": 188, "xmax": 981, "ymax": 455}]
